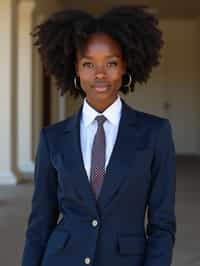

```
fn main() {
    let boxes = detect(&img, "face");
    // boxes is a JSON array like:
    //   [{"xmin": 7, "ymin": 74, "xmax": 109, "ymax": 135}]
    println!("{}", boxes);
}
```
[{"xmin": 75, "ymin": 33, "xmax": 126, "ymax": 112}]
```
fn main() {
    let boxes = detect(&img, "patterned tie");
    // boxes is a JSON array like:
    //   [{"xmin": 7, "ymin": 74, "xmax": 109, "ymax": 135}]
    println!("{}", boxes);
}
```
[{"xmin": 90, "ymin": 115, "xmax": 107, "ymax": 200}]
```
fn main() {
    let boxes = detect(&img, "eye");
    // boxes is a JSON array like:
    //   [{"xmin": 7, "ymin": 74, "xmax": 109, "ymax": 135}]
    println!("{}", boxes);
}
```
[
  {"xmin": 82, "ymin": 62, "xmax": 94, "ymax": 68},
  {"xmin": 107, "ymin": 61, "xmax": 118, "ymax": 67}
]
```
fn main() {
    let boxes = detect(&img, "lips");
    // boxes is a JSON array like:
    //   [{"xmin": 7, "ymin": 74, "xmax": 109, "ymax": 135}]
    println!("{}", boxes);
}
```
[{"xmin": 93, "ymin": 82, "xmax": 109, "ymax": 92}]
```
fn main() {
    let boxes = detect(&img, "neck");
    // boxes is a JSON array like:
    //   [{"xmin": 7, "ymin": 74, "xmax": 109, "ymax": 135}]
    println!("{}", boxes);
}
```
[{"xmin": 86, "ymin": 96, "xmax": 118, "ymax": 113}]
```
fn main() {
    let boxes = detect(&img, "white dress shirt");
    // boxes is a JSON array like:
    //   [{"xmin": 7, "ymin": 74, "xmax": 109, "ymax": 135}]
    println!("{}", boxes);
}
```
[{"xmin": 80, "ymin": 95, "xmax": 122, "ymax": 180}]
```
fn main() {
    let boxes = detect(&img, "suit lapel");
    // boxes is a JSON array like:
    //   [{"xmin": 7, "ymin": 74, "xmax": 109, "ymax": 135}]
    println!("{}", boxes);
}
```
[
  {"xmin": 60, "ymin": 106, "xmax": 99, "ymax": 217},
  {"xmin": 97, "ymin": 101, "xmax": 138, "ymax": 216}
]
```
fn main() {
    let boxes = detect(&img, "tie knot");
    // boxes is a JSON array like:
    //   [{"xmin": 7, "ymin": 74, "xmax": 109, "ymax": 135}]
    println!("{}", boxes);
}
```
[{"xmin": 95, "ymin": 115, "xmax": 106, "ymax": 126}]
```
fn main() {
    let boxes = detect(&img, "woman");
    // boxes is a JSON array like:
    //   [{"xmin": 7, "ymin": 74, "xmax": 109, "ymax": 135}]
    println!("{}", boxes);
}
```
[{"xmin": 21, "ymin": 5, "xmax": 176, "ymax": 266}]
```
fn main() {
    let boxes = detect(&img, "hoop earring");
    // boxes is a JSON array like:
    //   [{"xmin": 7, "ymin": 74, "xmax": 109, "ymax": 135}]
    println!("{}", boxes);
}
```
[
  {"xmin": 123, "ymin": 73, "xmax": 132, "ymax": 90},
  {"xmin": 74, "ymin": 76, "xmax": 81, "ymax": 90}
]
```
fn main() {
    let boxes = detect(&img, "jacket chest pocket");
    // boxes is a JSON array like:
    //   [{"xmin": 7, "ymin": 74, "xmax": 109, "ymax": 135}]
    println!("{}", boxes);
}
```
[
  {"xmin": 117, "ymin": 235, "xmax": 146, "ymax": 256},
  {"xmin": 47, "ymin": 230, "xmax": 71, "ymax": 255}
]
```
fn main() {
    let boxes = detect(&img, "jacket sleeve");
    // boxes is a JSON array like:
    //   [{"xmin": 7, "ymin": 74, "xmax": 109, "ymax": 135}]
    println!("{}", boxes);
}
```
[
  {"xmin": 21, "ymin": 128, "xmax": 59, "ymax": 266},
  {"xmin": 144, "ymin": 119, "xmax": 176, "ymax": 266}
]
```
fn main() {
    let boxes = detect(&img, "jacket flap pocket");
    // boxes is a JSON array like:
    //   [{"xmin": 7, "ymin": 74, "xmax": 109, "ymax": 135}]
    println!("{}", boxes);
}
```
[
  {"xmin": 118, "ymin": 235, "xmax": 146, "ymax": 255},
  {"xmin": 48, "ymin": 230, "xmax": 71, "ymax": 252}
]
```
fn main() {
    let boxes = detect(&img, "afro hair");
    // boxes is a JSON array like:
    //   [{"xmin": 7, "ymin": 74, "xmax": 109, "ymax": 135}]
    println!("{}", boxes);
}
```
[{"xmin": 32, "ymin": 5, "xmax": 164, "ymax": 98}]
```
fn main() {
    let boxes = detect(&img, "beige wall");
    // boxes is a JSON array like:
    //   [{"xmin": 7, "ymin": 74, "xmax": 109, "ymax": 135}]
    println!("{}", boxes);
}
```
[
  {"xmin": 124, "ymin": 18, "xmax": 200, "ymax": 155},
  {"xmin": 162, "ymin": 18, "xmax": 200, "ymax": 154}
]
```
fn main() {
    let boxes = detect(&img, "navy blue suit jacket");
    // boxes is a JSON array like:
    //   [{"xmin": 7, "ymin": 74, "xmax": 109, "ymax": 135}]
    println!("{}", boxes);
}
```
[{"xmin": 21, "ymin": 100, "xmax": 176, "ymax": 266}]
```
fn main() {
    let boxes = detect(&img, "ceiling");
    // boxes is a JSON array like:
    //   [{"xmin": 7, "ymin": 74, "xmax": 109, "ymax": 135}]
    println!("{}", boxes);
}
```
[{"xmin": 60, "ymin": 0, "xmax": 200, "ymax": 18}]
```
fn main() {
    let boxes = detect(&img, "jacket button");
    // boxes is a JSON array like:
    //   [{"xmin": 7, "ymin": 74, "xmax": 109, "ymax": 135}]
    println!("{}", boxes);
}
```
[
  {"xmin": 84, "ymin": 257, "xmax": 91, "ymax": 264},
  {"xmin": 91, "ymin": 219, "xmax": 98, "ymax": 227}
]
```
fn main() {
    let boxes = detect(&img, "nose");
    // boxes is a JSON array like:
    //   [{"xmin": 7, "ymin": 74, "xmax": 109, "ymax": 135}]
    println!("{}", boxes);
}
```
[
  {"xmin": 95, "ymin": 65, "xmax": 106, "ymax": 79},
  {"xmin": 95, "ymin": 72, "xmax": 106, "ymax": 79}
]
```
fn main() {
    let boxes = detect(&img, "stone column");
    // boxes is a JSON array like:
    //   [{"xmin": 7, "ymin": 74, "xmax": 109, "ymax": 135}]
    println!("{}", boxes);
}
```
[
  {"xmin": 0, "ymin": 0, "xmax": 17, "ymax": 184},
  {"xmin": 17, "ymin": 0, "xmax": 36, "ymax": 175}
]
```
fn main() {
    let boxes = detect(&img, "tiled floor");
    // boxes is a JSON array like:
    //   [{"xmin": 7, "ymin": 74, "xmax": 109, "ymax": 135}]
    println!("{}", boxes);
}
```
[{"xmin": 0, "ymin": 156, "xmax": 199, "ymax": 266}]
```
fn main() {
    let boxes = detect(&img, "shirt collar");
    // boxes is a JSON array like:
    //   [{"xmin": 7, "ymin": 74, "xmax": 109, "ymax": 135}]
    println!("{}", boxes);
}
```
[{"xmin": 81, "ymin": 95, "xmax": 122, "ymax": 127}]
